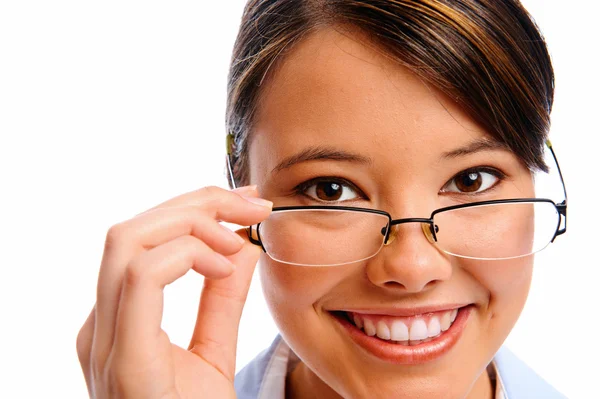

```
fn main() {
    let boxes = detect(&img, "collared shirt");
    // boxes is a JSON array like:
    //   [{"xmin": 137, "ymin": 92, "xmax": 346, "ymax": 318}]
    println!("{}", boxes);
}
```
[{"xmin": 235, "ymin": 335, "xmax": 566, "ymax": 399}]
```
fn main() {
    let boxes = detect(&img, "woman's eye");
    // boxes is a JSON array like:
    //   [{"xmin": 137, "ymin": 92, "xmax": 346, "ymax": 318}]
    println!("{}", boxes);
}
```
[
  {"xmin": 442, "ymin": 168, "xmax": 504, "ymax": 194},
  {"xmin": 299, "ymin": 179, "xmax": 361, "ymax": 202}
]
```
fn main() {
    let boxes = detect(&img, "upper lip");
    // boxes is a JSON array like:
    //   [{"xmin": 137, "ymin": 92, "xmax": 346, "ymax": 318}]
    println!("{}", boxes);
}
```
[{"xmin": 331, "ymin": 304, "xmax": 471, "ymax": 317}]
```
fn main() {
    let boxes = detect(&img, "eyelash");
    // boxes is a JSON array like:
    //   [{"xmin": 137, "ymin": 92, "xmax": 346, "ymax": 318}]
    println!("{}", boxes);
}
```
[
  {"xmin": 440, "ymin": 166, "xmax": 507, "ymax": 197},
  {"xmin": 292, "ymin": 167, "xmax": 507, "ymax": 203},
  {"xmin": 293, "ymin": 176, "xmax": 366, "ymax": 203}
]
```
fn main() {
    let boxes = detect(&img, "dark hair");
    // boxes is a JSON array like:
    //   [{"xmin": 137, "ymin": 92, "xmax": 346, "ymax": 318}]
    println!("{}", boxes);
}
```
[{"xmin": 225, "ymin": 0, "xmax": 554, "ymax": 187}]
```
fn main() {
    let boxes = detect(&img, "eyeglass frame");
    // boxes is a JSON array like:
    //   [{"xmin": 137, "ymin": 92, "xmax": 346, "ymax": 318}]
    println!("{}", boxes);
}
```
[{"xmin": 226, "ymin": 138, "xmax": 568, "ymax": 259}]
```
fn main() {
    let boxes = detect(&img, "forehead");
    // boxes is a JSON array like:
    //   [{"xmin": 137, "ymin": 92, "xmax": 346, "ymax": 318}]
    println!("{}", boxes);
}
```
[{"xmin": 249, "ymin": 26, "xmax": 493, "ymax": 176}]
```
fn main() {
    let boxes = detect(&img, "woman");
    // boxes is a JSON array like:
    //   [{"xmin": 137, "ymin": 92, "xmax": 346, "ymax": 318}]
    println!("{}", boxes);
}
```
[{"xmin": 77, "ymin": 0, "xmax": 567, "ymax": 397}]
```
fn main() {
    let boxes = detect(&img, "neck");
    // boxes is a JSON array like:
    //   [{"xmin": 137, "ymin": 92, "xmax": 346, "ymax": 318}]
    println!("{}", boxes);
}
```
[
  {"xmin": 286, "ymin": 362, "xmax": 342, "ymax": 399},
  {"xmin": 468, "ymin": 364, "xmax": 495, "ymax": 399}
]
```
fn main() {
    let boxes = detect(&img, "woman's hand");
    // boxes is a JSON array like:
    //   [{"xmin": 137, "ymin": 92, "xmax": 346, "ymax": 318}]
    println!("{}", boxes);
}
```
[{"xmin": 76, "ymin": 185, "xmax": 272, "ymax": 398}]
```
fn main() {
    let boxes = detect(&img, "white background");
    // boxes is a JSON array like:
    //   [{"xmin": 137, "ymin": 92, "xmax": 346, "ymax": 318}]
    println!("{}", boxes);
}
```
[{"xmin": 0, "ymin": 1, "xmax": 597, "ymax": 398}]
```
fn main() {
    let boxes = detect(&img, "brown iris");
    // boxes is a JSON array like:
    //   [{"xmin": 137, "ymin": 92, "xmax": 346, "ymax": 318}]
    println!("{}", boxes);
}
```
[
  {"xmin": 315, "ymin": 182, "xmax": 342, "ymax": 201},
  {"xmin": 455, "ymin": 171, "xmax": 482, "ymax": 192}
]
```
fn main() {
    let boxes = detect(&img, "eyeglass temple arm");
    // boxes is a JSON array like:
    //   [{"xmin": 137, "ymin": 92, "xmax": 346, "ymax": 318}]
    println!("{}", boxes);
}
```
[
  {"xmin": 546, "ymin": 139, "xmax": 567, "ymax": 236},
  {"xmin": 226, "ymin": 133, "xmax": 238, "ymax": 190},
  {"xmin": 227, "ymin": 134, "xmax": 267, "ymax": 246}
]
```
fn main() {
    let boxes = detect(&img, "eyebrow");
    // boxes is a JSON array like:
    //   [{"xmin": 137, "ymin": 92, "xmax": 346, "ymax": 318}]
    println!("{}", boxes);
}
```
[
  {"xmin": 271, "ymin": 138, "xmax": 510, "ymax": 174},
  {"xmin": 271, "ymin": 146, "xmax": 373, "ymax": 174},
  {"xmin": 441, "ymin": 138, "xmax": 510, "ymax": 159}
]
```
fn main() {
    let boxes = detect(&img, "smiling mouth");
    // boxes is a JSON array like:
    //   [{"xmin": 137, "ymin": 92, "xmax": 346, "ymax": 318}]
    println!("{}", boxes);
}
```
[
  {"xmin": 328, "ymin": 305, "xmax": 473, "ymax": 363},
  {"xmin": 335, "ymin": 308, "xmax": 459, "ymax": 345}
]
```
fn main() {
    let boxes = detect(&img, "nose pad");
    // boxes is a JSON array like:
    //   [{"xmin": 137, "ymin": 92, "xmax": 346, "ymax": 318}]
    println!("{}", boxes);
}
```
[
  {"xmin": 383, "ymin": 223, "xmax": 436, "ymax": 246},
  {"xmin": 383, "ymin": 224, "xmax": 396, "ymax": 246},
  {"xmin": 421, "ymin": 222, "xmax": 436, "ymax": 244}
]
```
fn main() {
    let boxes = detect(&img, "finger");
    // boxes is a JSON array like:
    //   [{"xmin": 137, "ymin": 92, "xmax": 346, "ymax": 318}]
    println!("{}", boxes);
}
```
[
  {"xmin": 113, "ymin": 208, "xmax": 249, "ymax": 256},
  {"xmin": 143, "ymin": 185, "xmax": 259, "ymax": 214},
  {"xmin": 93, "ymin": 187, "xmax": 271, "ymax": 365},
  {"xmin": 112, "ymin": 234, "xmax": 236, "ymax": 364},
  {"xmin": 135, "ymin": 186, "xmax": 272, "ymax": 232},
  {"xmin": 118, "ymin": 186, "xmax": 269, "ymax": 254},
  {"xmin": 76, "ymin": 306, "xmax": 96, "ymax": 396},
  {"xmin": 188, "ymin": 228, "xmax": 260, "ymax": 381}
]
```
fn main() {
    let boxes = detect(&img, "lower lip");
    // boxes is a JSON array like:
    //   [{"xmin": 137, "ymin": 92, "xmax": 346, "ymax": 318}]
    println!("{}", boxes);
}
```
[{"xmin": 331, "ymin": 306, "xmax": 473, "ymax": 364}]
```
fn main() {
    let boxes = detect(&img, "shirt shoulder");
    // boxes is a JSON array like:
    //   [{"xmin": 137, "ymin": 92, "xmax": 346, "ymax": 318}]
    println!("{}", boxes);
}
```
[
  {"xmin": 235, "ymin": 336, "xmax": 566, "ymax": 399},
  {"xmin": 494, "ymin": 346, "xmax": 567, "ymax": 399},
  {"xmin": 234, "ymin": 335, "xmax": 289, "ymax": 399}
]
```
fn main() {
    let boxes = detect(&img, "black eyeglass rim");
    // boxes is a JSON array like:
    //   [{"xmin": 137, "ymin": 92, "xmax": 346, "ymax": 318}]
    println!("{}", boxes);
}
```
[
  {"xmin": 245, "ymin": 139, "xmax": 567, "ymax": 252},
  {"xmin": 249, "ymin": 197, "xmax": 565, "ymax": 249}
]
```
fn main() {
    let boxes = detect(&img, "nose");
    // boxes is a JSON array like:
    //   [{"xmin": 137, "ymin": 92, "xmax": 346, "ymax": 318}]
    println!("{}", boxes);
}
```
[{"xmin": 366, "ymin": 221, "xmax": 452, "ymax": 293}]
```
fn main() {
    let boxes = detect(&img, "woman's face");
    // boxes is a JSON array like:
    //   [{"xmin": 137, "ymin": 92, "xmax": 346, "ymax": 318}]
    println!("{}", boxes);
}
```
[{"xmin": 248, "ymin": 27, "xmax": 534, "ymax": 399}]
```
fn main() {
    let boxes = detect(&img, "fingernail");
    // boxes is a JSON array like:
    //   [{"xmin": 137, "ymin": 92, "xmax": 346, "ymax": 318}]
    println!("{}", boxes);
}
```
[
  {"xmin": 232, "ymin": 185, "xmax": 257, "ymax": 195},
  {"xmin": 245, "ymin": 197, "xmax": 273, "ymax": 208},
  {"xmin": 215, "ymin": 252, "xmax": 236, "ymax": 271}
]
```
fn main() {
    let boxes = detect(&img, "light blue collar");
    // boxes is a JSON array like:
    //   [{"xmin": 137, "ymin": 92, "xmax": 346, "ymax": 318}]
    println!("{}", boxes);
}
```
[{"xmin": 235, "ymin": 335, "xmax": 566, "ymax": 398}]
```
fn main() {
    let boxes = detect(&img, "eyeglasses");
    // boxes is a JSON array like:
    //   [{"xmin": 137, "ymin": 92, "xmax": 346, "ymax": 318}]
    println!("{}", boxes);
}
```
[
  {"xmin": 230, "ymin": 140, "xmax": 567, "ymax": 266},
  {"xmin": 248, "ymin": 198, "xmax": 567, "ymax": 266}
]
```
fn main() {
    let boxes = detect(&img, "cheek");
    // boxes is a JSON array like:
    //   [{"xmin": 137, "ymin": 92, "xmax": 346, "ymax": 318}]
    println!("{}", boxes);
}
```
[
  {"xmin": 259, "ymin": 254, "xmax": 347, "ymax": 326},
  {"xmin": 463, "ymin": 256, "xmax": 533, "ymax": 334},
  {"xmin": 487, "ymin": 203, "xmax": 538, "ymax": 258},
  {"xmin": 474, "ymin": 257, "xmax": 533, "ymax": 300}
]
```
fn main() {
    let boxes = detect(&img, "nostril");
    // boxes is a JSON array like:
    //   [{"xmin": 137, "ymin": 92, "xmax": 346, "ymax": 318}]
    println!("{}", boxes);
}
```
[
  {"xmin": 383, "ymin": 279, "xmax": 439, "ymax": 291},
  {"xmin": 383, "ymin": 280, "xmax": 404, "ymax": 289}
]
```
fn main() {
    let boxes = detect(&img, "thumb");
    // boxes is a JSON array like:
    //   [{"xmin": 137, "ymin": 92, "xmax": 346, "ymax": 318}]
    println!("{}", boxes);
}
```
[{"xmin": 188, "ymin": 228, "xmax": 261, "ymax": 381}]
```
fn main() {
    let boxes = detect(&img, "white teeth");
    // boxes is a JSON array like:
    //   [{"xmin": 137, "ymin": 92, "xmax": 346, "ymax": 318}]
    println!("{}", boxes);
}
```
[
  {"xmin": 353, "ymin": 314, "xmax": 363, "ymax": 329},
  {"xmin": 390, "ymin": 320, "xmax": 410, "ymax": 341},
  {"xmin": 409, "ymin": 319, "xmax": 428, "ymax": 341},
  {"xmin": 376, "ymin": 321, "xmax": 391, "ymax": 340},
  {"xmin": 440, "ymin": 311, "xmax": 452, "ymax": 331},
  {"xmin": 428, "ymin": 316, "xmax": 441, "ymax": 338},
  {"xmin": 364, "ymin": 318, "xmax": 377, "ymax": 336},
  {"xmin": 350, "ymin": 308, "xmax": 462, "ymax": 343}
]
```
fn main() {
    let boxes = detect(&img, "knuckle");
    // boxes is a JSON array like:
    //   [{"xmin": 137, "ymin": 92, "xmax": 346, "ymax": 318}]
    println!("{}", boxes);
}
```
[
  {"xmin": 200, "ymin": 185, "xmax": 224, "ymax": 198},
  {"xmin": 76, "ymin": 326, "xmax": 92, "ymax": 364},
  {"xmin": 180, "ymin": 235, "xmax": 204, "ymax": 262},
  {"xmin": 199, "ymin": 185, "xmax": 231, "ymax": 206},
  {"xmin": 203, "ymin": 283, "xmax": 245, "ymax": 305},
  {"xmin": 183, "ymin": 233, "xmax": 201, "ymax": 245},
  {"xmin": 105, "ymin": 222, "xmax": 129, "ymax": 248},
  {"xmin": 124, "ymin": 258, "xmax": 149, "ymax": 288}
]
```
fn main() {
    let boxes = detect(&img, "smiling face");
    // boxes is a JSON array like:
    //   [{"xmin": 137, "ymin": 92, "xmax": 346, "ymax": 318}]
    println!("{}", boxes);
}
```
[{"xmin": 247, "ymin": 26, "xmax": 535, "ymax": 399}]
